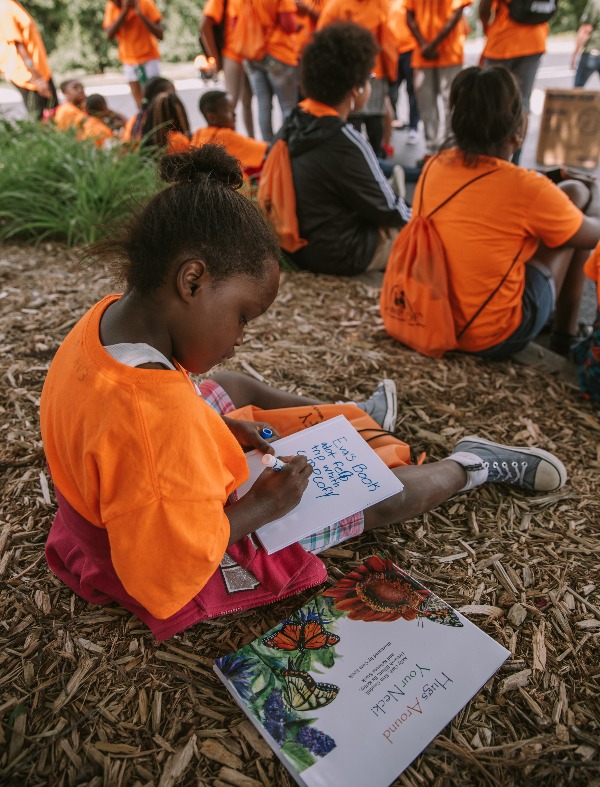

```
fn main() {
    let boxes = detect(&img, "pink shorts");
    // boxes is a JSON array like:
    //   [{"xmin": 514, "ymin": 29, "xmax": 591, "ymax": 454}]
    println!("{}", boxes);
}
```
[{"xmin": 199, "ymin": 379, "xmax": 365, "ymax": 554}]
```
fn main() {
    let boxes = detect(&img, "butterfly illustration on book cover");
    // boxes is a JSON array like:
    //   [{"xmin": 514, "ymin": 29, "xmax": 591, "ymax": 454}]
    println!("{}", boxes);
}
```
[
  {"xmin": 263, "ymin": 606, "xmax": 341, "ymax": 653},
  {"xmin": 280, "ymin": 658, "xmax": 340, "ymax": 712}
]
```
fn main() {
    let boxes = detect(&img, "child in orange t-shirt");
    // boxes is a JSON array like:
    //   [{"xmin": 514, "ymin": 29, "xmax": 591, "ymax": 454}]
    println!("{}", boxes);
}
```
[
  {"xmin": 103, "ymin": 0, "xmax": 163, "ymax": 108},
  {"xmin": 386, "ymin": 66, "xmax": 600, "ymax": 359},
  {"xmin": 192, "ymin": 91, "xmax": 267, "ymax": 175},
  {"xmin": 54, "ymin": 79, "xmax": 114, "ymax": 146},
  {"xmin": 40, "ymin": 144, "xmax": 568, "ymax": 640}
]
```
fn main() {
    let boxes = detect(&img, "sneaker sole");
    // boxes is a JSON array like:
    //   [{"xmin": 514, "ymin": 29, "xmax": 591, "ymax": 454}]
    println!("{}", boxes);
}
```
[
  {"xmin": 455, "ymin": 436, "xmax": 567, "ymax": 491},
  {"xmin": 380, "ymin": 379, "xmax": 398, "ymax": 433}
]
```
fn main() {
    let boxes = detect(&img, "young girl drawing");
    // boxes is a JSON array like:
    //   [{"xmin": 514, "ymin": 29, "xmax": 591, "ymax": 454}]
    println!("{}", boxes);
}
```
[{"xmin": 40, "ymin": 145, "xmax": 567, "ymax": 641}]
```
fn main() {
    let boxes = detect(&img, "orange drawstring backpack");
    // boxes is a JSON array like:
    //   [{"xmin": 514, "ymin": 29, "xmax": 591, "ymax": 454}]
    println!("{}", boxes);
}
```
[
  {"xmin": 257, "ymin": 139, "xmax": 308, "ymax": 254},
  {"xmin": 380, "ymin": 157, "xmax": 501, "ymax": 358}
]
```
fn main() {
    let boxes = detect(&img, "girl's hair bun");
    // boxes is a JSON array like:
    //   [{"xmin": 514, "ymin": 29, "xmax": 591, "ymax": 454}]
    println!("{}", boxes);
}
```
[{"xmin": 160, "ymin": 144, "xmax": 244, "ymax": 190}]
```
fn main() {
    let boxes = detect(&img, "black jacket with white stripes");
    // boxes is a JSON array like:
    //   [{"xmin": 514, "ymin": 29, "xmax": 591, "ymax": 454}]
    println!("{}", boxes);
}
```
[{"xmin": 278, "ymin": 107, "xmax": 411, "ymax": 276}]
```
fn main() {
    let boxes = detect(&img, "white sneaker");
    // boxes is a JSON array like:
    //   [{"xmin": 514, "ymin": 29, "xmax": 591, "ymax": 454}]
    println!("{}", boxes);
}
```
[
  {"xmin": 407, "ymin": 129, "xmax": 418, "ymax": 145},
  {"xmin": 356, "ymin": 380, "xmax": 398, "ymax": 432}
]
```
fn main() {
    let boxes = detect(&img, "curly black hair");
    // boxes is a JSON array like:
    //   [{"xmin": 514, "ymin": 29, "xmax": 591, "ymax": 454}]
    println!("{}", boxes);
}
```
[
  {"xmin": 90, "ymin": 145, "xmax": 280, "ymax": 294},
  {"xmin": 450, "ymin": 66, "xmax": 523, "ymax": 162},
  {"xmin": 301, "ymin": 21, "xmax": 378, "ymax": 107},
  {"xmin": 199, "ymin": 90, "xmax": 228, "ymax": 120}
]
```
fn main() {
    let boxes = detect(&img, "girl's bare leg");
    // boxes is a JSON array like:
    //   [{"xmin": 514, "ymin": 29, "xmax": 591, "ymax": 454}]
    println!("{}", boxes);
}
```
[
  {"xmin": 363, "ymin": 461, "xmax": 466, "ymax": 530},
  {"xmin": 209, "ymin": 370, "xmax": 320, "ymax": 409}
]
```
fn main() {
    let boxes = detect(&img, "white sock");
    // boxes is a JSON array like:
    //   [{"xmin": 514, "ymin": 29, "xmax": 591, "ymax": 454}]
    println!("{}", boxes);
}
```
[{"xmin": 447, "ymin": 451, "xmax": 489, "ymax": 491}]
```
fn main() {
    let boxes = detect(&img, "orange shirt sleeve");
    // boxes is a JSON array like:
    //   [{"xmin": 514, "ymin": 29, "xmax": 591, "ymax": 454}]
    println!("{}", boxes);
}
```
[
  {"xmin": 103, "ymin": 1, "xmax": 117, "ymax": 29},
  {"xmin": 219, "ymin": 128, "xmax": 268, "ymax": 170},
  {"xmin": 203, "ymin": 0, "xmax": 224, "ymax": 23},
  {"xmin": 140, "ymin": 0, "xmax": 162, "ymax": 23},
  {"xmin": 523, "ymin": 174, "xmax": 584, "ymax": 248},
  {"xmin": 82, "ymin": 116, "xmax": 114, "ymax": 145}
]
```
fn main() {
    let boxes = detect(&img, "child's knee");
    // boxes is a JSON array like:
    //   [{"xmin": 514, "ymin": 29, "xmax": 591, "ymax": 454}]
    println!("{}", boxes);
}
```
[{"xmin": 559, "ymin": 179, "xmax": 591, "ymax": 211}]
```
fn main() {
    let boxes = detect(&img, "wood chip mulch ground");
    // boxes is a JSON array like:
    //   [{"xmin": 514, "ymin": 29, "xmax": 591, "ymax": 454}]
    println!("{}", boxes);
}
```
[{"xmin": 0, "ymin": 242, "xmax": 598, "ymax": 787}]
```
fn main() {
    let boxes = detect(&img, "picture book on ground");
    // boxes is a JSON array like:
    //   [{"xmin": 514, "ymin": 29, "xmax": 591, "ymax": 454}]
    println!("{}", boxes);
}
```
[
  {"xmin": 236, "ymin": 416, "xmax": 405, "ymax": 553},
  {"xmin": 214, "ymin": 555, "xmax": 510, "ymax": 787}
]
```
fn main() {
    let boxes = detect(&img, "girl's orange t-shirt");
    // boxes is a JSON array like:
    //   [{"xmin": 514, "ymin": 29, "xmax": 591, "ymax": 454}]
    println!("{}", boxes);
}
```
[
  {"xmin": 40, "ymin": 296, "xmax": 249, "ymax": 620},
  {"xmin": 414, "ymin": 150, "xmax": 584, "ymax": 352}
]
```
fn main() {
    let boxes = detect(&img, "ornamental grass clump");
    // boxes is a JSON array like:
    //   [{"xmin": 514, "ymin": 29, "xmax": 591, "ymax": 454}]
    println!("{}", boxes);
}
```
[{"xmin": 0, "ymin": 118, "xmax": 159, "ymax": 246}]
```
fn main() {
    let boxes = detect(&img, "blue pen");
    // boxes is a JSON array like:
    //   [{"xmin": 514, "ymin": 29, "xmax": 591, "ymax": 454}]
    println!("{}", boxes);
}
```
[{"xmin": 260, "ymin": 427, "xmax": 274, "ymax": 439}]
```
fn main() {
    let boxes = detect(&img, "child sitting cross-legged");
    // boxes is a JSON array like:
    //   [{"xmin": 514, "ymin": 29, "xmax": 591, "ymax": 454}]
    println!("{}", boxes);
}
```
[
  {"xmin": 54, "ymin": 79, "xmax": 114, "ymax": 146},
  {"xmin": 191, "ymin": 90, "xmax": 268, "ymax": 177},
  {"xmin": 40, "ymin": 145, "xmax": 568, "ymax": 642}
]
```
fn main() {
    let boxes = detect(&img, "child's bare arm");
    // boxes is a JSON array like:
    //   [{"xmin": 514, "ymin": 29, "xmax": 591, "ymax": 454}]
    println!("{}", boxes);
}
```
[
  {"xmin": 15, "ymin": 42, "xmax": 51, "ymax": 97},
  {"xmin": 135, "ymin": 0, "xmax": 164, "ymax": 40},
  {"xmin": 105, "ymin": 0, "xmax": 132, "ymax": 39}
]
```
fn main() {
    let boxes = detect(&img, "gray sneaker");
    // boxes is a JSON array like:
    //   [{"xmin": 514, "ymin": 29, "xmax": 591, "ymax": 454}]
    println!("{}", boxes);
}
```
[
  {"xmin": 452, "ymin": 436, "xmax": 567, "ymax": 493},
  {"xmin": 356, "ymin": 379, "xmax": 397, "ymax": 432}
]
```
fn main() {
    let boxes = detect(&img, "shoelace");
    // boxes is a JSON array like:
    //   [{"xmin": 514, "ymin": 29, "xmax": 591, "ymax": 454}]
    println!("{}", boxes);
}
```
[{"xmin": 485, "ymin": 460, "xmax": 528, "ymax": 484}]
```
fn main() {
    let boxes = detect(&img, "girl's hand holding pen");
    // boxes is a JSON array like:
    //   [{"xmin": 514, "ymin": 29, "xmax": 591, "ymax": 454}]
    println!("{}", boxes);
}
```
[
  {"xmin": 251, "ymin": 455, "xmax": 313, "ymax": 519},
  {"xmin": 226, "ymin": 454, "xmax": 312, "ymax": 544}
]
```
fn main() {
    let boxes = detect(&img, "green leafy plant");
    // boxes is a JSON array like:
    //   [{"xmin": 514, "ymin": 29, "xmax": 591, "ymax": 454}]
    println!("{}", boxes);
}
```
[{"xmin": 0, "ymin": 119, "xmax": 160, "ymax": 246}]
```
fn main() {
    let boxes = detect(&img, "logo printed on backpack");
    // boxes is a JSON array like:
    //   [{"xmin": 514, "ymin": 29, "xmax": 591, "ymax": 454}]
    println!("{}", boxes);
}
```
[{"xmin": 384, "ymin": 286, "xmax": 424, "ymax": 328}]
